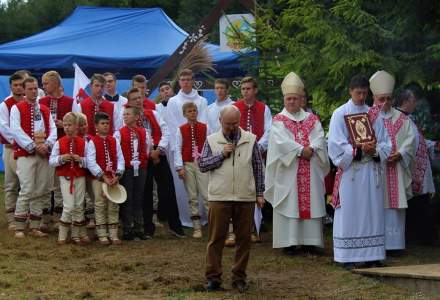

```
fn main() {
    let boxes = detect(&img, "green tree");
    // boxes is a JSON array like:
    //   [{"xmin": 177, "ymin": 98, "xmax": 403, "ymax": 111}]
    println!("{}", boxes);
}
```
[{"xmin": 249, "ymin": 0, "xmax": 440, "ymax": 133}]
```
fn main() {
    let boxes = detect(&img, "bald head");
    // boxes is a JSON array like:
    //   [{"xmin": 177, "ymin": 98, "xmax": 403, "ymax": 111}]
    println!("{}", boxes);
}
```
[
  {"xmin": 220, "ymin": 105, "xmax": 241, "ymax": 136},
  {"xmin": 220, "ymin": 105, "xmax": 241, "ymax": 118}
]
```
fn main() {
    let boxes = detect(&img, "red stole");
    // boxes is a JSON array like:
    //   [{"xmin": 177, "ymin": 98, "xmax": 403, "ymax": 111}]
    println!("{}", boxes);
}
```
[
  {"xmin": 383, "ymin": 113, "xmax": 407, "ymax": 208},
  {"xmin": 180, "ymin": 122, "xmax": 207, "ymax": 162},
  {"xmin": 234, "ymin": 100, "xmax": 266, "ymax": 141},
  {"xmin": 119, "ymin": 126, "xmax": 148, "ymax": 169},
  {"xmin": 80, "ymin": 97, "xmax": 115, "ymax": 136},
  {"xmin": 412, "ymin": 126, "xmax": 428, "ymax": 194},
  {"xmin": 273, "ymin": 113, "xmax": 319, "ymax": 219}
]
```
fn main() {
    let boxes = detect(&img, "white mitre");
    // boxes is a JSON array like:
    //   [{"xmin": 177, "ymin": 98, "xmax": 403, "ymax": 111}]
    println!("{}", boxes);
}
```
[
  {"xmin": 281, "ymin": 72, "xmax": 305, "ymax": 96},
  {"xmin": 369, "ymin": 70, "xmax": 395, "ymax": 95}
]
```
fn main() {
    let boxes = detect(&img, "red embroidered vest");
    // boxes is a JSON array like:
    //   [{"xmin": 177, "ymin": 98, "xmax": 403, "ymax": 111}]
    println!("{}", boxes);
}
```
[
  {"xmin": 56, "ymin": 136, "xmax": 86, "ymax": 177},
  {"xmin": 39, "ymin": 95, "xmax": 74, "ymax": 138},
  {"xmin": 91, "ymin": 135, "xmax": 118, "ymax": 176},
  {"xmin": 142, "ymin": 109, "xmax": 162, "ymax": 146},
  {"xmin": 180, "ymin": 122, "xmax": 207, "ymax": 162},
  {"xmin": 234, "ymin": 100, "xmax": 265, "ymax": 141},
  {"xmin": 143, "ymin": 98, "xmax": 156, "ymax": 110},
  {"xmin": 80, "ymin": 97, "xmax": 115, "ymax": 136},
  {"xmin": 14, "ymin": 102, "xmax": 51, "ymax": 159},
  {"xmin": 0, "ymin": 97, "xmax": 19, "ymax": 144},
  {"xmin": 119, "ymin": 126, "xmax": 148, "ymax": 169}
]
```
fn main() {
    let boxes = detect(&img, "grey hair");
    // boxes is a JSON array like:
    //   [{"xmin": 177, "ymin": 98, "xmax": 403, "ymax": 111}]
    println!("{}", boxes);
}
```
[
  {"xmin": 219, "ymin": 105, "xmax": 241, "ymax": 118},
  {"xmin": 395, "ymin": 89, "xmax": 416, "ymax": 108}
]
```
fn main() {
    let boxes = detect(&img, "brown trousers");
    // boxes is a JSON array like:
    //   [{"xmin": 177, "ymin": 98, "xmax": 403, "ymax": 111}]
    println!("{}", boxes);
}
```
[{"xmin": 205, "ymin": 201, "xmax": 254, "ymax": 283}]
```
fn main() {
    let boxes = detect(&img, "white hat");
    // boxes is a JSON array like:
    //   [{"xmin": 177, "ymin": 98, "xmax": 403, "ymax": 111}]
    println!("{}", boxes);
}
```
[
  {"xmin": 369, "ymin": 70, "xmax": 395, "ymax": 95},
  {"xmin": 102, "ymin": 183, "xmax": 127, "ymax": 204},
  {"xmin": 281, "ymin": 72, "xmax": 305, "ymax": 96}
]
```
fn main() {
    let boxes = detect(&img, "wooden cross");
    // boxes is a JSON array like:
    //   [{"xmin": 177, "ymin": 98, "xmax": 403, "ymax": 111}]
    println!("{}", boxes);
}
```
[{"xmin": 146, "ymin": 0, "xmax": 255, "ymax": 95}]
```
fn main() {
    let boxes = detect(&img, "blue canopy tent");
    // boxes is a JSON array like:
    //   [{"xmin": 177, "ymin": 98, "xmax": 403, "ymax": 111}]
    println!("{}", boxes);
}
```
[
  {"xmin": 0, "ymin": 6, "xmax": 255, "ymax": 171},
  {"xmin": 0, "ymin": 6, "xmax": 247, "ymax": 78}
]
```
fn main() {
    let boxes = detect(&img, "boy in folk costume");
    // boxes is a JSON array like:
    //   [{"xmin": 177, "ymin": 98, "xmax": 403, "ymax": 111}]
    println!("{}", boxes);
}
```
[
  {"xmin": 175, "ymin": 102, "xmax": 208, "ymax": 238},
  {"xmin": 369, "ymin": 71, "xmax": 416, "ymax": 251},
  {"xmin": 77, "ymin": 113, "xmax": 96, "ymax": 229},
  {"xmin": 0, "ymin": 73, "xmax": 24, "ymax": 230},
  {"xmin": 40, "ymin": 70, "xmax": 79, "ymax": 231},
  {"xmin": 49, "ymin": 112, "xmax": 90, "ymax": 245},
  {"xmin": 114, "ymin": 106, "xmax": 151, "ymax": 240},
  {"xmin": 11, "ymin": 76, "xmax": 57, "ymax": 238},
  {"xmin": 86, "ymin": 112, "xmax": 125, "ymax": 245},
  {"xmin": 79, "ymin": 73, "xmax": 122, "ymax": 136}
]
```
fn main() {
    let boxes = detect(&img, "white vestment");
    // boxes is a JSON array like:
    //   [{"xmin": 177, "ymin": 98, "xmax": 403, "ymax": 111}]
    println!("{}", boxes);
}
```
[
  {"xmin": 408, "ymin": 116, "xmax": 436, "ymax": 195},
  {"xmin": 206, "ymin": 97, "xmax": 234, "ymax": 135},
  {"xmin": 328, "ymin": 99, "xmax": 391, "ymax": 263},
  {"xmin": 165, "ymin": 89, "xmax": 208, "ymax": 226},
  {"xmin": 380, "ymin": 108, "xmax": 415, "ymax": 250},
  {"xmin": 265, "ymin": 108, "xmax": 330, "ymax": 248}
]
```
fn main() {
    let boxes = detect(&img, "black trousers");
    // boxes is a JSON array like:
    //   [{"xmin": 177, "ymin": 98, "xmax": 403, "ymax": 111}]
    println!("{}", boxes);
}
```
[
  {"xmin": 120, "ymin": 168, "xmax": 146, "ymax": 234},
  {"xmin": 406, "ymin": 193, "xmax": 436, "ymax": 245},
  {"xmin": 143, "ymin": 155, "xmax": 182, "ymax": 235}
]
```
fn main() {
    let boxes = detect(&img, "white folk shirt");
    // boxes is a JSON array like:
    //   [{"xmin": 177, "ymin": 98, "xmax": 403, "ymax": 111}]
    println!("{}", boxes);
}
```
[
  {"xmin": 138, "ymin": 109, "xmax": 170, "ymax": 151},
  {"xmin": 86, "ymin": 137, "xmax": 125, "ymax": 178},
  {"xmin": 0, "ymin": 99, "xmax": 17, "ymax": 144},
  {"xmin": 264, "ymin": 108, "xmax": 329, "ymax": 219},
  {"xmin": 10, "ymin": 102, "xmax": 57, "ymax": 151},
  {"xmin": 380, "ymin": 108, "xmax": 416, "ymax": 208},
  {"xmin": 166, "ymin": 89, "xmax": 208, "ymax": 150},
  {"xmin": 207, "ymin": 97, "xmax": 234, "ymax": 135}
]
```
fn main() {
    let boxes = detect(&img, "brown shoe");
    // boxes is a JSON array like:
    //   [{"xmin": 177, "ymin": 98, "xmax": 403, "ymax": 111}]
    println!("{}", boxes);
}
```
[
  {"xmin": 251, "ymin": 233, "xmax": 261, "ymax": 243},
  {"xmin": 8, "ymin": 223, "xmax": 16, "ymax": 231},
  {"xmin": 225, "ymin": 233, "xmax": 236, "ymax": 247},
  {"xmin": 109, "ymin": 238, "xmax": 122, "ymax": 245},
  {"xmin": 57, "ymin": 239, "xmax": 67, "ymax": 245},
  {"xmin": 80, "ymin": 236, "xmax": 91, "ymax": 244},
  {"xmin": 29, "ymin": 229, "xmax": 48, "ymax": 237},
  {"xmin": 98, "ymin": 237, "xmax": 110, "ymax": 245},
  {"xmin": 14, "ymin": 231, "xmax": 25, "ymax": 239}
]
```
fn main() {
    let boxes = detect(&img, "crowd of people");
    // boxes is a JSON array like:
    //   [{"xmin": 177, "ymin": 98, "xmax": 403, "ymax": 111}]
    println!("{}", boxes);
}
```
[{"xmin": 0, "ymin": 67, "xmax": 439, "ymax": 292}]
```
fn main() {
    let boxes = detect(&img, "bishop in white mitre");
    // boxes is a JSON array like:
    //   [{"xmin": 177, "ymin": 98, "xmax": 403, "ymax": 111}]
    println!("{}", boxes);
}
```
[
  {"xmin": 265, "ymin": 72, "xmax": 330, "ymax": 254},
  {"xmin": 369, "ymin": 71, "xmax": 416, "ymax": 251},
  {"xmin": 328, "ymin": 75, "xmax": 391, "ymax": 268}
]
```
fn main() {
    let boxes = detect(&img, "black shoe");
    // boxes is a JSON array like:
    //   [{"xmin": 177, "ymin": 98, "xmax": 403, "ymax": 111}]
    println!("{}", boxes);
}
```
[
  {"xmin": 206, "ymin": 280, "xmax": 221, "ymax": 292},
  {"xmin": 283, "ymin": 246, "xmax": 298, "ymax": 256},
  {"xmin": 134, "ymin": 232, "xmax": 151, "ymax": 241},
  {"xmin": 364, "ymin": 260, "xmax": 386, "ymax": 268},
  {"xmin": 342, "ymin": 263, "xmax": 357, "ymax": 270},
  {"xmin": 122, "ymin": 231, "xmax": 134, "ymax": 241},
  {"xmin": 169, "ymin": 227, "xmax": 186, "ymax": 238},
  {"xmin": 232, "ymin": 280, "xmax": 247, "ymax": 293}
]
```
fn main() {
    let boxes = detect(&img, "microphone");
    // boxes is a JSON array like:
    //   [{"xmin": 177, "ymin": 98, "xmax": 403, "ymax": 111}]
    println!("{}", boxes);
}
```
[{"xmin": 228, "ymin": 133, "xmax": 236, "ymax": 162}]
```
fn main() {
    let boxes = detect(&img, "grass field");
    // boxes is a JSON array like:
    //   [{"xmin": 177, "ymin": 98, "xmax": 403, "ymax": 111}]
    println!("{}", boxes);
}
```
[{"xmin": 0, "ymin": 174, "xmax": 439, "ymax": 299}]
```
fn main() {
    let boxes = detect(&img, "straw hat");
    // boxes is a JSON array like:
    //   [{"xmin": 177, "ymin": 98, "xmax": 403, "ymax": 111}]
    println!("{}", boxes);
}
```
[
  {"xmin": 102, "ymin": 183, "xmax": 127, "ymax": 204},
  {"xmin": 281, "ymin": 72, "xmax": 305, "ymax": 96},
  {"xmin": 369, "ymin": 70, "xmax": 395, "ymax": 96}
]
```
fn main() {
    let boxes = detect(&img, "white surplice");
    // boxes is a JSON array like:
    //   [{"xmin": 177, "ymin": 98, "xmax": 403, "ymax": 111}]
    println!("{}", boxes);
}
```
[
  {"xmin": 379, "ymin": 108, "xmax": 415, "ymax": 250},
  {"xmin": 206, "ymin": 97, "xmax": 234, "ymax": 135},
  {"xmin": 165, "ymin": 89, "xmax": 208, "ymax": 227},
  {"xmin": 265, "ymin": 108, "xmax": 330, "ymax": 248},
  {"xmin": 328, "ymin": 99, "xmax": 391, "ymax": 263}
]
